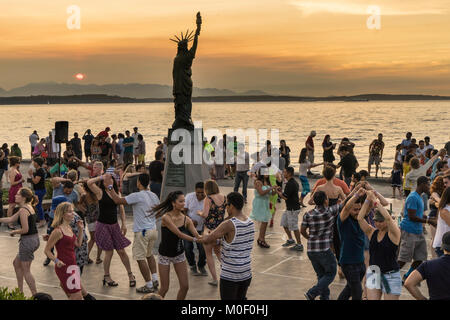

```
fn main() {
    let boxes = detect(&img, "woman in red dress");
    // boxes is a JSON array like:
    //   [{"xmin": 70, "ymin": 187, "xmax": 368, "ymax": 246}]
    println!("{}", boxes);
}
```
[
  {"xmin": 7, "ymin": 156, "xmax": 24, "ymax": 229},
  {"xmin": 44, "ymin": 202, "xmax": 85, "ymax": 300}
]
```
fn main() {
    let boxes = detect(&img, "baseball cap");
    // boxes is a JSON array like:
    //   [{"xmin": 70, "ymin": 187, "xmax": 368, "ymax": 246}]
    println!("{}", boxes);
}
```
[{"xmin": 442, "ymin": 231, "xmax": 450, "ymax": 252}]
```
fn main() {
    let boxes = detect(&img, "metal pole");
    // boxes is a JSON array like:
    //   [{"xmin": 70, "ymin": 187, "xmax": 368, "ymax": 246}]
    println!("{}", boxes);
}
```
[{"xmin": 58, "ymin": 143, "xmax": 61, "ymax": 176}]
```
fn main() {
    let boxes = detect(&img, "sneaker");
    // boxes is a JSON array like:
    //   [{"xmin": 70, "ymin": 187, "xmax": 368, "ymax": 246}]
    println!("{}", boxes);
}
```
[
  {"xmin": 190, "ymin": 266, "xmax": 199, "ymax": 275},
  {"xmin": 153, "ymin": 280, "xmax": 159, "ymax": 289},
  {"xmin": 198, "ymin": 267, "xmax": 208, "ymax": 277},
  {"xmin": 208, "ymin": 279, "xmax": 218, "ymax": 287},
  {"xmin": 136, "ymin": 285, "xmax": 156, "ymax": 294},
  {"xmin": 43, "ymin": 258, "xmax": 51, "ymax": 267},
  {"xmin": 290, "ymin": 244, "xmax": 304, "ymax": 251},
  {"xmin": 282, "ymin": 239, "xmax": 296, "ymax": 247}
]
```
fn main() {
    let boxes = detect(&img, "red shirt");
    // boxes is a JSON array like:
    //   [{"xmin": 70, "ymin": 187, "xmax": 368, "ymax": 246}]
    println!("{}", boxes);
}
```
[
  {"xmin": 306, "ymin": 136, "xmax": 314, "ymax": 150},
  {"xmin": 312, "ymin": 178, "xmax": 350, "ymax": 195},
  {"xmin": 98, "ymin": 131, "xmax": 109, "ymax": 138}
]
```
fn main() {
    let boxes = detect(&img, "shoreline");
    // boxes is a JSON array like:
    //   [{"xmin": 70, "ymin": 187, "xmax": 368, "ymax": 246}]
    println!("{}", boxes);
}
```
[{"xmin": 1, "ymin": 94, "xmax": 450, "ymax": 106}]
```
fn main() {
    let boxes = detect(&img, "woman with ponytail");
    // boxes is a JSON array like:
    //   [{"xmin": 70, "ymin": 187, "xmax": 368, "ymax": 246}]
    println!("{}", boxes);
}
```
[
  {"xmin": 0, "ymin": 187, "xmax": 40, "ymax": 296},
  {"xmin": 154, "ymin": 191, "xmax": 202, "ymax": 300}
]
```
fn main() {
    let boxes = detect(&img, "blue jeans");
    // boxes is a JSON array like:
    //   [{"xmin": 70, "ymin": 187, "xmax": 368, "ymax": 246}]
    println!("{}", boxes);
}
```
[
  {"xmin": 150, "ymin": 182, "xmax": 161, "ymax": 199},
  {"xmin": 183, "ymin": 230, "xmax": 206, "ymax": 268},
  {"xmin": 307, "ymin": 249, "xmax": 337, "ymax": 299},
  {"xmin": 338, "ymin": 262, "xmax": 366, "ymax": 300},
  {"xmin": 34, "ymin": 189, "xmax": 46, "ymax": 221},
  {"xmin": 234, "ymin": 171, "xmax": 249, "ymax": 200}
]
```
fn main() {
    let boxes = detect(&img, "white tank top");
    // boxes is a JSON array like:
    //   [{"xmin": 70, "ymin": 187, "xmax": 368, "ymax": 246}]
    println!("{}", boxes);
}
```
[{"xmin": 433, "ymin": 205, "xmax": 450, "ymax": 248}]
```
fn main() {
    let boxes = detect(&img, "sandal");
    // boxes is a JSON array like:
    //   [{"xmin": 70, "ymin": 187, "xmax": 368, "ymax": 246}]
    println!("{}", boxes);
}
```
[
  {"xmin": 87, "ymin": 258, "xmax": 93, "ymax": 265},
  {"xmin": 128, "ymin": 272, "xmax": 136, "ymax": 287},
  {"xmin": 103, "ymin": 275, "xmax": 118, "ymax": 287},
  {"xmin": 257, "ymin": 239, "xmax": 270, "ymax": 248},
  {"xmin": 96, "ymin": 258, "xmax": 103, "ymax": 264}
]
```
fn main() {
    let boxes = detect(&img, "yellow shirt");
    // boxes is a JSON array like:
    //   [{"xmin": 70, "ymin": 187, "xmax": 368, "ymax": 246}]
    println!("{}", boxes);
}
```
[{"xmin": 403, "ymin": 163, "xmax": 411, "ymax": 190}]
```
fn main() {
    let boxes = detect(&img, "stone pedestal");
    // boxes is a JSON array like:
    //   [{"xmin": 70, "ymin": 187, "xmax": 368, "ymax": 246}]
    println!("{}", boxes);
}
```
[
  {"xmin": 160, "ymin": 127, "xmax": 210, "ymax": 201},
  {"xmin": 154, "ymin": 127, "xmax": 210, "ymax": 252}
]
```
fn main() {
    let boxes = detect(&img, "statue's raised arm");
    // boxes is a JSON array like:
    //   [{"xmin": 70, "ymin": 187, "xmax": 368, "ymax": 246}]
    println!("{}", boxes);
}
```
[{"xmin": 190, "ymin": 12, "xmax": 202, "ymax": 57}]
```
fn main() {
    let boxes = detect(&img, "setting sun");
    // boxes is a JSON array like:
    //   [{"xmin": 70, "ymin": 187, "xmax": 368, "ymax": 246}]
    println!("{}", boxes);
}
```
[{"xmin": 75, "ymin": 73, "xmax": 85, "ymax": 81}]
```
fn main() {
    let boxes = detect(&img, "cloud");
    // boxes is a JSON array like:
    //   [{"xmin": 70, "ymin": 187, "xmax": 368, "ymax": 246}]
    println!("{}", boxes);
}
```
[{"xmin": 290, "ymin": 0, "xmax": 449, "ymax": 16}]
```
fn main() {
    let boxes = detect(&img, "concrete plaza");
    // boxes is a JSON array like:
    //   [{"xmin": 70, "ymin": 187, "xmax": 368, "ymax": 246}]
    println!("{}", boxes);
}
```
[{"xmin": 0, "ymin": 186, "xmax": 431, "ymax": 300}]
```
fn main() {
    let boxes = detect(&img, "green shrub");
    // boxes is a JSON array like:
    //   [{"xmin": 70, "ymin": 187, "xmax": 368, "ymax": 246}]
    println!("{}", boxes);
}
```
[{"xmin": 0, "ymin": 287, "xmax": 34, "ymax": 300}]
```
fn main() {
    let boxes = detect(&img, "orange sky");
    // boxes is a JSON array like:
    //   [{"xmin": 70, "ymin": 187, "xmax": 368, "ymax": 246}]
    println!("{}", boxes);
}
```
[{"xmin": 1, "ymin": 0, "xmax": 449, "ymax": 95}]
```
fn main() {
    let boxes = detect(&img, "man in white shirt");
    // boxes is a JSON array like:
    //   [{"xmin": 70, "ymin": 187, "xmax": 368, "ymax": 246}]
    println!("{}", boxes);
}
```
[
  {"xmin": 424, "ymin": 136, "xmax": 434, "ymax": 153},
  {"xmin": 108, "ymin": 173, "xmax": 160, "ymax": 294},
  {"xmin": 183, "ymin": 182, "xmax": 207, "ymax": 276},
  {"xmin": 417, "ymin": 140, "xmax": 427, "ymax": 158},
  {"xmin": 401, "ymin": 132, "xmax": 413, "ymax": 160},
  {"xmin": 132, "ymin": 127, "xmax": 141, "ymax": 165}
]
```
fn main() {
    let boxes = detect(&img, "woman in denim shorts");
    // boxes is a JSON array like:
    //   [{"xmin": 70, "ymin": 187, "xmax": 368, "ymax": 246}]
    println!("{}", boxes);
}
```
[
  {"xmin": 357, "ymin": 191, "xmax": 402, "ymax": 299},
  {"xmin": 153, "ymin": 191, "xmax": 201, "ymax": 300}
]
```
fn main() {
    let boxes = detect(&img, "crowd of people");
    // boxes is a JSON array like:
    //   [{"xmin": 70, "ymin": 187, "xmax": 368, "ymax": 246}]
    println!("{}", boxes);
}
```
[{"xmin": 0, "ymin": 128, "xmax": 449, "ymax": 300}]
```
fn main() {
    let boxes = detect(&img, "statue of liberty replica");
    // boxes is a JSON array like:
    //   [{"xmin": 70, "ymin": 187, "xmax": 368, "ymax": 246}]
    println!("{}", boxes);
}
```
[
  {"xmin": 170, "ymin": 12, "xmax": 202, "ymax": 130},
  {"xmin": 160, "ymin": 11, "xmax": 209, "ymax": 203}
]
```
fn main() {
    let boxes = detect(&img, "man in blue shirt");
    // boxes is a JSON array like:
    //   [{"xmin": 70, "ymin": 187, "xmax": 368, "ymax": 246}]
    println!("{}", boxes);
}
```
[
  {"xmin": 398, "ymin": 176, "xmax": 437, "ymax": 281},
  {"xmin": 337, "ymin": 187, "xmax": 366, "ymax": 300}
]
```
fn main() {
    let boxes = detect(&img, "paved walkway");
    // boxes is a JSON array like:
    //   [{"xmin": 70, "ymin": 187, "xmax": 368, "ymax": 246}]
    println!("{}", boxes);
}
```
[{"xmin": 0, "ymin": 186, "xmax": 431, "ymax": 300}]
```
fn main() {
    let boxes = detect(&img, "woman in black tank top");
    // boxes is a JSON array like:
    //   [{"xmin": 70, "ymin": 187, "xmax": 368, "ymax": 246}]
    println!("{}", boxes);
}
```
[
  {"xmin": 357, "ymin": 192, "xmax": 401, "ymax": 300},
  {"xmin": 153, "ymin": 191, "xmax": 201, "ymax": 300},
  {"xmin": 0, "ymin": 187, "xmax": 40, "ymax": 296}
]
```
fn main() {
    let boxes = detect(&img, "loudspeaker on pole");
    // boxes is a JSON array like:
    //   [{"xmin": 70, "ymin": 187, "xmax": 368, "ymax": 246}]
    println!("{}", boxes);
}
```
[{"xmin": 54, "ymin": 121, "xmax": 69, "ymax": 144}]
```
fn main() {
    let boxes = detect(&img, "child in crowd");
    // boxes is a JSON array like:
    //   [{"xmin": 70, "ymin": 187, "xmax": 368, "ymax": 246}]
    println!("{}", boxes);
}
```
[{"xmin": 391, "ymin": 161, "xmax": 403, "ymax": 199}]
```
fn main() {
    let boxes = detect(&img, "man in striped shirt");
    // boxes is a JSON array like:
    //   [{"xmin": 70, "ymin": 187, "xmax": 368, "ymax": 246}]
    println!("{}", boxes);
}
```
[
  {"xmin": 301, "ymin": 191, "xmax": 343, "ymax": 300},
  {"xmin": 199, "ymin": 192, "xmax": 255, "ymax": 300}
]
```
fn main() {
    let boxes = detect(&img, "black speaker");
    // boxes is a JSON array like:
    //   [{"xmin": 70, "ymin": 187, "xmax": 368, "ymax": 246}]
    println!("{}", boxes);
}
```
[{"xmin": 55, "ymin": 121, "xmax": 69, "ymax": 143}]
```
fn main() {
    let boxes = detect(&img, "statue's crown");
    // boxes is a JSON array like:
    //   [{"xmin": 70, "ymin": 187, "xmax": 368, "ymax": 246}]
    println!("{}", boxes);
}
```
[{"xmin": 170, "ymin": 29, "xmax": 195, "ymax": 46}]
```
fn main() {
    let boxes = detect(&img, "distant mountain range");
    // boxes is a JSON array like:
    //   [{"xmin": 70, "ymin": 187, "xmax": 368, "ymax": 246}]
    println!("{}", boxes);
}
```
[
  {"xmin": 0, "ymin": 82, "xmax": 267, "ymax": 99},
  {"xmin": 1, "ymin": 93, "xmax": 450, "ymax": 105}
]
